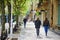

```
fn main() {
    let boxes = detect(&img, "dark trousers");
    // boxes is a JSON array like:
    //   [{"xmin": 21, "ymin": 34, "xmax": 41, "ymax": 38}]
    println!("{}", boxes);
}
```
[
  {"xmin": 36, "ymin": 28, "xmax": 40, "ymax": 36},
  {"xmin": 44, "ymin": 26, "xmax": 49, "ymax": 36},
  {"xmin": 24, "ymin": 23, "xmax": 26, "ymax": 28}
]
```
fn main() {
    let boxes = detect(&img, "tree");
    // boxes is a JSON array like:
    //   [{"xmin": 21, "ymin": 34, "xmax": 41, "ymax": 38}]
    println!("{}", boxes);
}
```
[
  {"xmin": 6, "ymin": 0, "xmax": 11, "ymax": 33},
  {"xmin": 0, "ymin": 0, "xmax": 6, "ymax": 40},
  {"xmin": 13, "ymin": 0, "xmax": 31, "ymax": 27},
  {"xmin": 0, "ymin": 0, "xmax": 5, "ymax": 32}
]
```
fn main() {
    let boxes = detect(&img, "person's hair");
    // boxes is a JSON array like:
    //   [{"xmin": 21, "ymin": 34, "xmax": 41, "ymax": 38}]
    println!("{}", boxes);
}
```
[
  {"xmin": 37, "ymin": 18, "xmax": 39, "ymax": 20},
  {"xmin": 45, "ymin": 17, "xmax": 48, "ymax": 21},
  {"xmin": 45, "ymin": 18, "xmax": 47, "ymax": 20}
]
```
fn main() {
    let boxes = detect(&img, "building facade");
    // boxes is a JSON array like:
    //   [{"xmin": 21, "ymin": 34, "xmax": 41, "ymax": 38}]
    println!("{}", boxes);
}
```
[
  {"xmin": 28, "ymin": 0, "xmax": 60, "ymax": 30},
  {"xmin": 37, "ymin": 0, "xmax": 59, "ymax": 30}
]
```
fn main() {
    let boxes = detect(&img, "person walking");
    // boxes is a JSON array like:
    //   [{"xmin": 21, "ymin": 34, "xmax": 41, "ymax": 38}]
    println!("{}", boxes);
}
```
[
  {"xmin": 34, "ymin": 18, "xmax": 41, "ymax": 37},
  {"xmin": 23, "ymin": 18, "xmax": 27, "ymax": 28},
  {"xmin": 43, "ymin": 18, "xmax": 50, "ymax": 36}
]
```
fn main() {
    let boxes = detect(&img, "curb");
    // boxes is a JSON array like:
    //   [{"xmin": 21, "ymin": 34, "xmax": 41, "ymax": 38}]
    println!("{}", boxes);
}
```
[{"xmin": 50, "ymin": 29, "xmax": 60, "ymax": 35}]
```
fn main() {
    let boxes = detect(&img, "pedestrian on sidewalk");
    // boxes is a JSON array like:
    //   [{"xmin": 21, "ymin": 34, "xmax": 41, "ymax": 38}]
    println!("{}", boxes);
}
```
[
  {"xmin": 34, "ymin": 18, "xmax": 41, "ymax": 37},
  {"xmin": 43, "ymin": 18, "xmax": 50, "ymax": 36},
  {"xmin": 23, "ymin": 17, "xmax": 27, "ymax": 28}
]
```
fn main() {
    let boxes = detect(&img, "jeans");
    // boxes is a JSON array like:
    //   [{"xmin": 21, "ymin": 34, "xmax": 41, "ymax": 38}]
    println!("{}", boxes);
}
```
[
  {"xmin": 24, "ymin": 23, "xmax": 26, "ymax": 28},
  {"xmin": 44, "ymin": 26, "xmax": 49, "ymax": 36},
  {"xmin": 36, "ymin": 28, "xmax": 40, "ymax": 36}
]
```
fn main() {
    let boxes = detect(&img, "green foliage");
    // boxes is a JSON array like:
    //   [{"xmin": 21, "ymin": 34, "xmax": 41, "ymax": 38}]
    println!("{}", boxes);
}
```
[
  {"xmin": 39, "ymin": 0, "xmax": 43, "ymax": 3},
  {"xmin": 13, "ymin": 0, "xmax": 31, "ymax": 16},
  {"xmin": 36, "ymin": 11, "xmax": 39, "ymax": 16}
]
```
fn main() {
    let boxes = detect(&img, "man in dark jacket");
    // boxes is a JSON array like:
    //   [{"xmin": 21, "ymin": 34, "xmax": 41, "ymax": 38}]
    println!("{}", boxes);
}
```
[
  {"xmin": 35, "ymin": 18, "xmax": 41, "ymax": 37},
  {"xmin": 23, "ymin": 18, "xmax": 27, "ymax": 28}
]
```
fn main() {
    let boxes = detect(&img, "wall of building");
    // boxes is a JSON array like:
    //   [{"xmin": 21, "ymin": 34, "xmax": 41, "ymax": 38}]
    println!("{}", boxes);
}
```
[
  {"xmin": 49, "ymin": 0, "xmax": 58, "ymax": 29},
  {"xmin": 53, "ymin": 0, "xmax": 58, "ymax": 27},
  {"xmin": 58, "ymin": 0, "xmax": 60, "ymax": 24}
]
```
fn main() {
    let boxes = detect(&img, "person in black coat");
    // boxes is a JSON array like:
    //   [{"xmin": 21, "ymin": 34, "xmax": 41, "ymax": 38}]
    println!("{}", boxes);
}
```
[
  {"xmin": 34, "ymin": 18, "xmax": 41, "ymax": 37},
  {"xmin": 23, "ymin": 18, "xmax": 27, "ymax": 28}
]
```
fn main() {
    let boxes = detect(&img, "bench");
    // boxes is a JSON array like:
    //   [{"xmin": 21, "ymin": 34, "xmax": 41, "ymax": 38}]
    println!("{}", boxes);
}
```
[{"xmin": 56, "ymin": 24, "xmax": 60, "ymax": 30}]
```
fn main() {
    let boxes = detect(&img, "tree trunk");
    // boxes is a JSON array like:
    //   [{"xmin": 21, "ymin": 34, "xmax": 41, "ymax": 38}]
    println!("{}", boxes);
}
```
[
  {"xmin": 16, "ymin": 15, "xmax": 19, "ymax": 27},
  {"xmin": 14, "ymin": 0, "xmax": 19, "ymax": 27},
  {"xmin": 7, "ymin": 1, "xmax": 11, "ymax": 33},
  {"xmin": 1, "ymin": 0, "xmax": 5, "ymax": 31}
]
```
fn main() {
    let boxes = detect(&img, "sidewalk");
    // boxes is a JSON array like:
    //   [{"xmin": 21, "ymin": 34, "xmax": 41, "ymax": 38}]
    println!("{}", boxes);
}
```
[
  {"xmin": 18, "ymin": 21, "xmax": 60, "ymax": 40},
  {"xmin": 50, "ymin": 29, "xmax": 60, "ymax": 35}
]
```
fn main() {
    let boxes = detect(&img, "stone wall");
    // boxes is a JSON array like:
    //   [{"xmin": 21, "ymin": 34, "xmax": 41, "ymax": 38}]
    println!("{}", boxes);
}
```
[{"xmin": 49, "ymin": 0, "xmax": 58, "ymax": 29}]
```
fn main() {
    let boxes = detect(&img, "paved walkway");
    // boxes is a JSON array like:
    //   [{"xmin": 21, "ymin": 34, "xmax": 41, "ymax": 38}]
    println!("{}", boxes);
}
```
[{"xmin": 18, "ymin": 21, "xmax": 60, "ymax": 40}]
